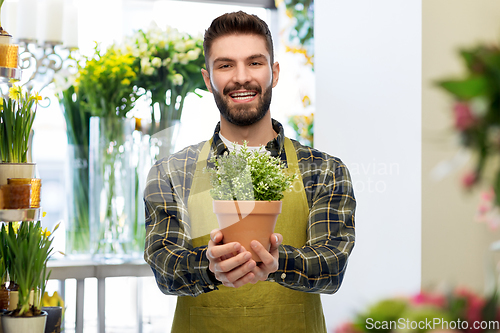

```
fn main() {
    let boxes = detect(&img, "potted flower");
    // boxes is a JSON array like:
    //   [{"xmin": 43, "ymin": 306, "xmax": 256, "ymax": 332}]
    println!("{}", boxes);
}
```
[
  {"xmin": 0, "ymin": 85, "xmax": 42, "ymax": 185},
  {"xmin": 0, "ymin": 221, "xmax": 58, "ymax": 333},
  {"xmin": 207, "ymin": 142, "xmax": 295, "ymax": 261}
]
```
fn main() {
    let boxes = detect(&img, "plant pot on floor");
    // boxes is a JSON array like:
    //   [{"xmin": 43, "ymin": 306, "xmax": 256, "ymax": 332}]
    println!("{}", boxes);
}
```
[
  {"xmin": 1, "ymin": 310, "xmax": 47, "ymax": 333},
  {"xmin": 213, "ymin": 200, "xmax": 282, "ymax": 262}
]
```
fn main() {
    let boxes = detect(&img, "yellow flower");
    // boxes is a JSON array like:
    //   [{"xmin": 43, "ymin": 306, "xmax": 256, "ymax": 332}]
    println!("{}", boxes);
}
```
[
  {"xmin": 8, "ymin": 85, "xmax": 21, "ymax": 101},
  {"xmin": 121, "ymin": 78, "xmax": 131, "ymax": 86}
]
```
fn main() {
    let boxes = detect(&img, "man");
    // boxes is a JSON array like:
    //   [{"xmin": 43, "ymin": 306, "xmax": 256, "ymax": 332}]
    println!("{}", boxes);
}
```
[{"xmin": 144, "ymin": 11, "xmax": 356, "ymax": 333}]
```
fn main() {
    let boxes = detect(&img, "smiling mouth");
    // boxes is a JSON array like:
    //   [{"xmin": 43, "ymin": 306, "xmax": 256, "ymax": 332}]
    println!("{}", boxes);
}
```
[{"xmin": 229, "ymin": 91, "xmax": 257, "ymax": 101}]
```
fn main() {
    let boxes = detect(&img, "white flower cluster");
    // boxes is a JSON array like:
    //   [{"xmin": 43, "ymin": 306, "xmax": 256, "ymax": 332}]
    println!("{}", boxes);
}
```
[{"xmin": 121, "ymin": 22, "xmax": 203, "ymax": 86}]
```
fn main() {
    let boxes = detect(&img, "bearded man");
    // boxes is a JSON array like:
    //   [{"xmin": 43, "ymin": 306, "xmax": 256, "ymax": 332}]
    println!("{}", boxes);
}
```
[{"xmin": 144, "ymin": 11, "xmax": 356, "ymax": 333}]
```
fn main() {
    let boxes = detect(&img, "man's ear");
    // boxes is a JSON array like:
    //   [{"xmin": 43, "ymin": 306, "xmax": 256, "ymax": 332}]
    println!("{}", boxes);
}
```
[
  {"xmin": 201, "ymin": 68, "xmax": 213, "ymax": 93},
  {"xmin": 272, "ymin": 62, "xmax": 280, "ymax": 88}
]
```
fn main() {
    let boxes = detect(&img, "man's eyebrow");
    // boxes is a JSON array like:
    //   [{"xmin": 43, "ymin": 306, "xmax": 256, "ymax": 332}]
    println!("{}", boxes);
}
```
[
  {"xmin": 213, "ymin": 54, "xmax": 268, "ymax": 64},
  {"xmin": 213, "ymin": 57, "xmax": 234, "ymax": 63}
]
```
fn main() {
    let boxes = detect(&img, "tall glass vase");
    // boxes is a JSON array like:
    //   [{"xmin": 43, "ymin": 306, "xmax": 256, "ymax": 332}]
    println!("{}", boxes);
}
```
[
  {"xmin": 89, "ymin": 116, "xmax": 136, "ymax": 260},
  {"xmin": 65, "ymin": 144, "xmax": 90, "ymax": 258}
]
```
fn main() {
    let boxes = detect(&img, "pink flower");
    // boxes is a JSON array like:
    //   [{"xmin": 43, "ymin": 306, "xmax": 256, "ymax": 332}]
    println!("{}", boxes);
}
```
[
  {"xmin": 411, "ymin": 291, "xmax": 446, "ymax": 308},
  {"xmin": 461, "ymin": 171, "xmax": 477, "ymax": 189},
  {"xmin": 454, "ymin": 102, "xmax": 476, "ymax": 131},
  {"xmin": 334, "ymin": 322, "xmax": 362, "ymax": 333}
]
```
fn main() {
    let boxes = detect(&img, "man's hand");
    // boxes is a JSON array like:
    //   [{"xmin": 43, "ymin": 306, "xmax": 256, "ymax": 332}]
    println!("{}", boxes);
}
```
[
  {"xmin": 247, "ymin": 233, "xmax": 282, "ymax": 283},
  {"xmin": 207, "ymin": 229, "xmax": 257, "ymax": 288}
]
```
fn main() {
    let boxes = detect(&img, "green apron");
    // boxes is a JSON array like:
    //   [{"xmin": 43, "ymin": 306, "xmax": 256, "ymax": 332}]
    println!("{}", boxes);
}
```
[{"xmin": 171, "ymin": 137, "xmax": 326, "ymax": 333}]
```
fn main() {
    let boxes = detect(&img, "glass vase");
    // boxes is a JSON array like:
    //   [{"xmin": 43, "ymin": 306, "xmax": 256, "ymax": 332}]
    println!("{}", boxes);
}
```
[
  {"xmin": 131, "ymin": 120, "xmax": 181, "ymax": 255},
  {"xmin": 65, "ymin": 144, "xmax": 91, "ymax": 258},
  {"xmin": 89, "ymin": 116, "xmax": 136, "ymax": 261}
]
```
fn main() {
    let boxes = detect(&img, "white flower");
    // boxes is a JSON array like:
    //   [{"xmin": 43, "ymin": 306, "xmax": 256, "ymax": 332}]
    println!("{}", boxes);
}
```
[
  {"xmin": 178, "ymin": 53, "xmax": 189, "ymax": 65},
  {"xmin": 184, "ymin": 39, "xmax": 196, "ymax": 50},
  {"xmin": 144, "ymin": 67, "xmax": 154, "ymax": 76},
  {"xmin": 140, "ymin": 57, "xmax": 150, "ymax": 68},
  {"xmin": 151, "ymin": 57, "xmax": 162, "ymax": 68},
  {"xmin": 174, "ymin": 41, "xmax": 187, "ymax": 53},
  {"xmin": 171, "ymin": 53, "xmax": 180, "ymax": 64},
  {"xmin": 162, "ymin": 58, "xmax": 171, "ymax": 66},
  {"xmin": 172, "ymin": 73, "xmax": 184, "ymax": 86},
  {"xmin": 186, "ymin": 49, "xmax": 200, "ymax": 61}
]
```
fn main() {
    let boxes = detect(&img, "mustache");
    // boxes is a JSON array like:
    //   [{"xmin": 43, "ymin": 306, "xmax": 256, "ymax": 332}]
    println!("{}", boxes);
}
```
[{"xmin": 223, "ymin": 83, "xmax": 262, "ymax": 95}]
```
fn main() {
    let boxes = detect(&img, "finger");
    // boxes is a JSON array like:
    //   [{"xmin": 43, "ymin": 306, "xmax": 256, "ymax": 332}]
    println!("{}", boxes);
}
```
[
  {"xmin": 210, "ymin": 229, "xmax": 223, "ymax": 244},
  {"xmin": 250, "ymin": 240, "xmax": 274, "ymax": 265},
  {"xmin": 270, "ymin": 233, "xmax": 283, "ymax": 251},
  {"xmin": 223, "ymin": 259, "xmax": 257, "ymax": 286},
  {"xmin": 209, "ymin": 242, "xmax": 241, "ymax": 259},
  {"xmin": 214, "ymin": 251, "xmax": 252, "ymax": 273}
]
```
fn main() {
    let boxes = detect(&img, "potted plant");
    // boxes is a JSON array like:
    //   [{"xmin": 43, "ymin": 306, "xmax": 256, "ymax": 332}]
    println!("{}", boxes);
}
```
[
  {"xmin": 0, "ymin": 85, "xmax": 42, "ymax": 185},
  {"xmin": 207, "ymin": 142, "xmax": 295, "ymax": 261},
  {"xmin": 0, "ymin": 221, "xmax": 58, "ymax": 333}
]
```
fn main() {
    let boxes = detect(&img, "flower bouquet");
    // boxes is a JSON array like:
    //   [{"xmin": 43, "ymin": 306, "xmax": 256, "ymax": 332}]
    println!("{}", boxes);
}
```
[
  {"xmin": 77, "ymin": 44, "xmax": 139, "ymax": 259},
  {"xmin": 122, "ymin": 23, "xmax": 206, "ymax": 158},
  {"xmin": 208, "ymin": 142, "xmax": 295, "ymax": 261}
]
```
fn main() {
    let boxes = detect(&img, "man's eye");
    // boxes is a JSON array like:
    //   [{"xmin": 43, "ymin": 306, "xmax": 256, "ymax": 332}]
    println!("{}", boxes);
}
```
[
  {"xmin": 250, "ymin": 62, "xmax": 261, "ymax": 66},
  {"xmin": 219, "ymin": 64, "xmax": 230, "ymax": 69}
]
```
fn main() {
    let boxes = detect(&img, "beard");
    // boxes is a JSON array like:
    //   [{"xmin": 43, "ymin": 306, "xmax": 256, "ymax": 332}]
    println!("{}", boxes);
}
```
[{"xmin": 212, "ymin": 82, "xmax": 272, "ymax": 126}]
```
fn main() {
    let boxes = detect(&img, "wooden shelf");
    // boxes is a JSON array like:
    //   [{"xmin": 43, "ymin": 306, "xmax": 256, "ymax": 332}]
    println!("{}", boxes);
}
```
[{"xmin": 0, "ymin": 208, "xmax": 42, "ymax": 222}]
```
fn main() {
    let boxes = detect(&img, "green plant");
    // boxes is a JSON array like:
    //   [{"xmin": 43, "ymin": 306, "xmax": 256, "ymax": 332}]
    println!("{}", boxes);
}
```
[
  {"xmin": 0, "ymin": 85, "xmax": 41, "ymax": 163},
  {"xmin": 0, "ymin": 221, "xmax": 58, "ymax": 316},
  {"xmin": 436, "ymin": 44, "xmax": 500, "ymax": 207},
  {"xmin": 60, "ymin": 84, "xmax": 90, "ymax": 254},
  {"xmin": 208, "ymin": 142, "xmax": 295, "ymax": 201}
]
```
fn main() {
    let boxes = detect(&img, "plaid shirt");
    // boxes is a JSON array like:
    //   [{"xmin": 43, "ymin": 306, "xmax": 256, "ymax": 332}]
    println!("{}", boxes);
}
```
[{"xmin": 144, "ymin": 119, "xmax": 356, "ymax": 296}]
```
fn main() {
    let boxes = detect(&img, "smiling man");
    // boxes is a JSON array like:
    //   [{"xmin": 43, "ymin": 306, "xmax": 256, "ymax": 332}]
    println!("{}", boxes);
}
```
[{"xmin": 144, "ymin": 11, "xmax": 356, "ymax": 333}]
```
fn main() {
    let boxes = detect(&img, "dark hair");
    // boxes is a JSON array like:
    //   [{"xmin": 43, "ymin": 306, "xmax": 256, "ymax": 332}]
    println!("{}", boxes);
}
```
[{"xmin": 203, "ymin": 11, "xmax": 274, "ymax": 71}]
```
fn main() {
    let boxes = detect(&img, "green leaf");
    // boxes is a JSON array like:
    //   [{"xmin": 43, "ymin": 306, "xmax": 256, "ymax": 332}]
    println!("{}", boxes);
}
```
[{"xmin": 436, "ymin": 76, "xmax": 489, "ymax": 100}]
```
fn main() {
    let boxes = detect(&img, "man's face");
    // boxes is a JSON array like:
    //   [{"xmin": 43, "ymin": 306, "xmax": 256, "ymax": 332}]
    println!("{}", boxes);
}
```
[{"xmin": 202, "ymin": 34, "xmax": 279, "ymax": 126}]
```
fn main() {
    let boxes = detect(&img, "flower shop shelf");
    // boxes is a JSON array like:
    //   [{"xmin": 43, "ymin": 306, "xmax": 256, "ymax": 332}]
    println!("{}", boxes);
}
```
[
  {"xmin": 47, "ymin": 258, "xmax": 153, "ymax": 333},
  {"xmin": 0, "ymin": 208, "xmax": 42, "ymax": 222}
]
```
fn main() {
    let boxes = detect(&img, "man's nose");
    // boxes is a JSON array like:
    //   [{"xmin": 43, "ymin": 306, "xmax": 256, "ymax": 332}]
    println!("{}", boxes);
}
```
[{"xmin": 233, "ymin": 64, "xmax": 251, "ymax": 85}]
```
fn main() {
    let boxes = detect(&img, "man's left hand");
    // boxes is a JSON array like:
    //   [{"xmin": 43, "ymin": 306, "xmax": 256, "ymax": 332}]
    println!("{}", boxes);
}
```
[{"xmin": 247, "ymin": 233, "xmax": 283, "ymax": 283}]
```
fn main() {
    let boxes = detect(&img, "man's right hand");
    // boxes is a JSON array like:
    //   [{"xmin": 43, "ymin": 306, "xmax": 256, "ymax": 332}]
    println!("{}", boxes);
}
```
[{"xmin": 207, "ymin": 229, "xmax": 257, "ymax": 288}]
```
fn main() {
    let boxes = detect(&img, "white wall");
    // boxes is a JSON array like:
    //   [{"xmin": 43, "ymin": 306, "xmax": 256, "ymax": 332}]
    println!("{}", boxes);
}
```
[{"xmin": 315, "ymin": 0, "xmax": 422, "ymax": 330}]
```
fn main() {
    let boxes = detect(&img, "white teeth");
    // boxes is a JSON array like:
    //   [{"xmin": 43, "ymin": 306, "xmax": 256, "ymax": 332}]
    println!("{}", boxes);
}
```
[{"xmin": 231, "ymin": 92, "xmax": 256, "ymax": 97}]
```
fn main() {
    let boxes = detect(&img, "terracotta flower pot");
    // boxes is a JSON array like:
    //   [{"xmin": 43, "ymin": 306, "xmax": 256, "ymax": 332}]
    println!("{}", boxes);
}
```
[{"xmin": 213, "ymin": 200, "xmax": 282, "ymax": 262}]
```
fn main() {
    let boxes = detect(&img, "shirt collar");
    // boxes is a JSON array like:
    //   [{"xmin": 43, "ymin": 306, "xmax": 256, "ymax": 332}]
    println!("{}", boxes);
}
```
[{"xmin": 211, "ymin": 118, "xmax": 285, "ymax": 158}]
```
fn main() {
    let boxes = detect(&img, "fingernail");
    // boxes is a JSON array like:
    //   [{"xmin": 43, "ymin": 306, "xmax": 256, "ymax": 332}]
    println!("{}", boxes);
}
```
[
  {"xmin": 275, "ymin": 235, "xmax": 278, "ymax": 243},
  {"xmin": 244, "ymin": 252, "xmax": 251, "ymax": 260}
]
